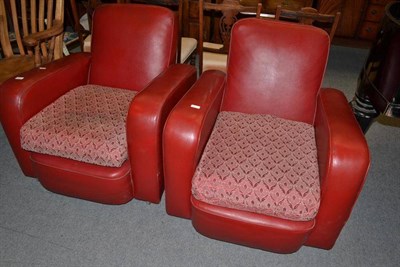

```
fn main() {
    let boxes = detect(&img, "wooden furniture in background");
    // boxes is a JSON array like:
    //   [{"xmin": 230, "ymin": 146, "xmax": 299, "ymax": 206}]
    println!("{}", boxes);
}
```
[
  {"xmin": 67, "ymin": 0, "xmax": 92, "ymax": 51},
  {"xmin": 316, "ymin": 0, "xmax": 363, "ymax": 38},
  {"xmin": 317, "ymin": 0, "xmax": 396, "ymax": 42},
  {"xmin": 263, "ymin": 0, "xmax": 313, "ymax": 12},
  {"xmin": 357, "ymin": 0, "xmax": 394, "ymax": 40},
  {"xmin": 198, "ymin": 0, "xmax": 262, "ymax": 73},
  {"xmin": 184, "ymin": 0, "xmax": 313, "ymax": 40},
  {"xmin": 184, "ymin": 0, "xmax": 397, "ymax": 45},
  {"xmin": 0, "ymin": 0, "xmax": 65, "ymax": 84},
  {"xmin": 275, "ymin": 5, "xmax": 341, "ymax": 40}
]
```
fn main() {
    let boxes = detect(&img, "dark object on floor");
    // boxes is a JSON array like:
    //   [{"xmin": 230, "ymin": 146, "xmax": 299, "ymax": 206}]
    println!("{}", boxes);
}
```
[{"xmin": 352, "ymin": 1, "xmax": 400, "ymax": 133}]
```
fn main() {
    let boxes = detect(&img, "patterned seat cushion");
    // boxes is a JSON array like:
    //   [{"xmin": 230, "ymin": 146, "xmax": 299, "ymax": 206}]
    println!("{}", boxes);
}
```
[
  {"xmin": 192, "ymin": 111, "xmax": 320, "ymax": 221},
  {"xmin": 20, "ymin": 85, "xmax": 137, "ymax": 167}
]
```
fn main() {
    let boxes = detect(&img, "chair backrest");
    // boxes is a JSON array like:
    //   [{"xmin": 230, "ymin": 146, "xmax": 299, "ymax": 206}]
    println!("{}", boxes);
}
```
[
  {"xmin": 0, "ymin": 0, "xmax": 64, "ymax": 65},
  {"xmin": 198, "ymin": 0, "xmax": 262, "ymax": 73},
  {"xmin": 106, "ymin": 0, "xmax": 186, "ymax": 63},
  {"xmin": 275, "ymin": 5, "xmax": 341, "ymax": 40},
  {"xmin": 88, "ymin": 4, "xmax": 178, "ymax": 90},
  {"xmin": 222, "ymin": 18, "xmax": 330, "ymax": 124}
]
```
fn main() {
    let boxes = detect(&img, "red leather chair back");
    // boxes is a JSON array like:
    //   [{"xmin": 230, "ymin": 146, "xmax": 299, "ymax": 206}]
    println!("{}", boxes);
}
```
[
  {"xmin": 221, "ymin": 19, "xmax": 330, "ymax": 124},
  {"xmin": 88, "ymin": 4, "xmax": 178, "ymax": 91}
]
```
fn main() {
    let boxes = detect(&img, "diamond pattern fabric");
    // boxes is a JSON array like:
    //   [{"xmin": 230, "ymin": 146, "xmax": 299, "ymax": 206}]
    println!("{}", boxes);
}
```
[
  {"xmin": 192, "ymin": 111, "xmax": 320, "ymax": 221},
  {"xmin": 20, "ymin": 85, "xmax": 137, "ymax": 167}
]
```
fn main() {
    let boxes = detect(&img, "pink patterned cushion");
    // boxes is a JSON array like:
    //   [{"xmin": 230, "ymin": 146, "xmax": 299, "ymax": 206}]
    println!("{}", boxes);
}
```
[
  {"xmin": 192, "ymin": 111, "xmax": 320, "ymax": 221},
  {"xmin": 20, "ymin": 85, "xmax": 137, "ymax": 167}
]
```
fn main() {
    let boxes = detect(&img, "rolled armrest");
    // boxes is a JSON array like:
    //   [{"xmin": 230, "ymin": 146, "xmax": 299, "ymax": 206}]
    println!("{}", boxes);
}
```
[
  {"xmin": 127, "ymin": 64, "xmax": 197, "ymax": 203},
  {"xmin": 306, "ymin": 88, "xmax": 370, "ymax": 249},
  {"xmin": 0, "ymin": 53, "xmax": 91, "ymax": 177},
  {"xmin": 163, "ymin": 70, "xmax": 226, "ymax": 218}
]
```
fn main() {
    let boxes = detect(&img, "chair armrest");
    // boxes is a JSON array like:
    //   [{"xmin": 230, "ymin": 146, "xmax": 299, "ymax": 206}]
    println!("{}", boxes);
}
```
[
  {"xmin": 127, "ymin": 64, "xmax": 197, "ymax": 204},
  {"xmin": 0, "ymin": 53, "xmax": 91, "ymax": 177},
  {"xmin": 22, "ymin": 20, "xmax": 64, "ymax": 46},
  {"xmin": 163, "ymin": 70, "xmax": 226, "ymax": 218},
  {"xmin": 306, "ymin": 88, "xmax": 370, "ymax": 249}
]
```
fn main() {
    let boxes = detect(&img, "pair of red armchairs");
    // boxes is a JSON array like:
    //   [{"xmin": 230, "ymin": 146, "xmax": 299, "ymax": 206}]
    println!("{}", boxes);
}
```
[{"xmin": 0, "ymin": 4, "xmax": 370, "ymax": 253}]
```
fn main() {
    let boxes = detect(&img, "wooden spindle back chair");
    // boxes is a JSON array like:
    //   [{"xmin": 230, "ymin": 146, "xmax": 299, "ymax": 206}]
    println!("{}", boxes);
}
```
[
  {"xmin": 275, "ymin": 5, "xmax": 341, "ymax": 41},
  {"xmin": 198, "ymin": 0, "xmax": 262, "ymax": 73},
  {"xmin": 0, "ymin": 0, "xmax": 64, "ymax": 83}
]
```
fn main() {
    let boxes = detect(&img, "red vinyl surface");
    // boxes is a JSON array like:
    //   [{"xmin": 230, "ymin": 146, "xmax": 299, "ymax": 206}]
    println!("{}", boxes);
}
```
[
  {"xmin": 0, "ymin": 4, "xmax": 196, "ymax": 204},
  {"xmin": 163, "ymin": 19, "xmax": 370, "ymax": 252}
]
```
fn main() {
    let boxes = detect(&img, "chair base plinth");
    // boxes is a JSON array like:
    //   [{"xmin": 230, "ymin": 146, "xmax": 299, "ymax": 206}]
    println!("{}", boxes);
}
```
[
  {"xmin": 31, "ymin": 153, "xmax": 134, "ymax": 205},
  {"xmin": 191, "ymin": 197, "xmax": 315, "ymax": 254}
]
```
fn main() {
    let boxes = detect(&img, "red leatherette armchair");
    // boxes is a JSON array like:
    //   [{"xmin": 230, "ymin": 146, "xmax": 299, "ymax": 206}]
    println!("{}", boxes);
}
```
[
  {"xmin": 163, "ymin": 19, "xmax": 370, "ymax": 253},
  {"xmin": 0, "ymin": 4, "xmax": 197, "ymax": 204}
]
